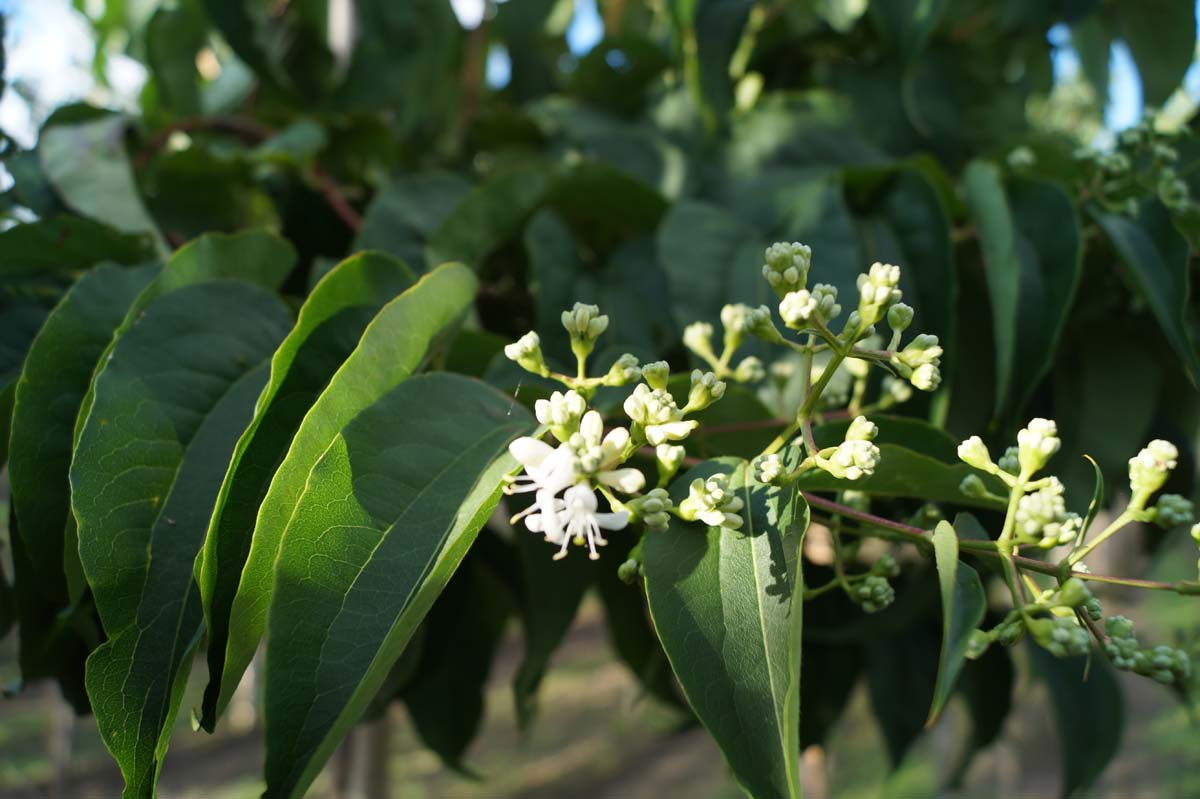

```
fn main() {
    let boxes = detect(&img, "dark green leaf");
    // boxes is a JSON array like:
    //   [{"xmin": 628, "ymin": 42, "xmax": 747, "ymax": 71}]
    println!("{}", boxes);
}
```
[
  {"xmin": 426, "ymin": 166, "xmax": 553, "ymax": 268},
  {"xmin": 1108, "ymin": 0, "xmax": 1195, "ymax": 105},
  {"xmin": 72, "ymin": 281, "xmax": 292, "ymax": 799},
  {"xmin": 215, "ymin": 263, "xmax": 478, "ymax": 724},
  {"xmin": 354, "ymin": 173, "xmax": 471, "ymax": 269},
  {"xmin": 927, "ymin": 520, "xmax": 987, "ymax": 724},
  {"xmin": 145, "ymin": 5, "xmax": 206, "ymax": 116},
  {"xmin": 644, "ymin": 459, "xmax": 807, "ymax": 799},
  {"xmin": 1091, "ymin": 200, "xmax": 1200, "ymax": 387},
  {"xmin": 262, "ymin": 373, "xmax": 533, "ymax": 799},
  {"xmin": 865, "ymin": 607, "xmax": 940, "ymax": 766},
  {"xmin": 869, "ymin": 0, "xmax": 948, "ymax": 61},
  {"xmin": 10, "ymin": 263, "xmax": 158, "ymax": 603},
  {"xmin": 198, "ymin": 252, "xmax": 415, "ymax": 729},
  {"xmin": 0, "ymin": 215, "xmax": 157, "ymax": 275},
  {"xmin": 799, "ymin": 642, "xmax": 862, "ymax": 748},
  {"xmin": 1030, "ymin": 646, "xmax": 1123, "ymax": 797}
]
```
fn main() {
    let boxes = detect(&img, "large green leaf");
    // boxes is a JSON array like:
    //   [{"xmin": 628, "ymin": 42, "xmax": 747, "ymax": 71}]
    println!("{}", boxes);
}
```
[
  {"xmin": 927, "ymin": 520, "xmax": 986, "ymax": 725},
  {"xmin": 668, "ymin": 0, "xmax": 754, "ymax": 127},
  {"xmin": 0, "ymin": 215, "xmax": 157, "ymax": 275},
  {"xmin": 39, "ymin": 116, "xmax": 166, "ymax": 253},
  {"xmin": 869, "ymin": 0, "xmax": 947, "ymax": 62},
  {"xmin": 9, "ymin": 263, "xmax": 158, "ymax": 603},
  {"xmin": 1108, "ymin": 0, "xmax": 1195, "ymax": 106},
  {"xmin": 1030, "ymin": 647, "xmax": 1123, "ymax": 798},
  {"xmin": 197, "ymin": 251, "xmax": 414, "ymax": 729},
  {"xmin": 1092, "ymin": 201, "xmax": 1200, "ymax": 387},
  {"xmin": 354, "ymin": 173, "xmax": 471, "ymax": 269},
  {"xmin": 964, "ymin": 165, "xmax": 1082, "ymax": 415},
  {"xmin": 262, "ymin": 373, "xmax": 533, "ymax": 799},
  {"xmin": 644, "ymin": 459, "xmax": 808, "ymax": 799},
  {"xmin": 212, "ymin": 263, "xmax": 478, "ymax": 721},
  {"xmin": 72, "ymin": 281, "xmax": 292, "ymax": 799},
  {"xmin": 426, "ymin": 166, "xmax": 553, "ymax": 268}
]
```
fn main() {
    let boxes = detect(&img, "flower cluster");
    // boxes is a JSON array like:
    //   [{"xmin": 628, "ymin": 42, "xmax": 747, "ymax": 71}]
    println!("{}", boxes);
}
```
[{"xmin": 504, "ymin": 304, "xmax": 740, "ymax": 560}]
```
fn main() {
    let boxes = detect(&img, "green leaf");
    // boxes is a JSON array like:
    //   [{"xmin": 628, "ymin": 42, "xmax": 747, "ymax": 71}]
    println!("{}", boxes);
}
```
[
  {"xmin": 354, "ymin": 173, "xmax": 471, "ymax": 269},
  {"xmin": 9, "ymin": 263, "xmax": 158, "ymax": 603},
  {"xmin": 950, "ymin": 630, "xmax": 1015, "ymax": 786},
  {"xmin": 39, "ymin": 116, "xmax": 167, "ymax": 254},
  {"xmin": 792, "ymin": 443, "xmax": 1006, "ymax": 508},
  {"xmin": 668, "ymin": 0, "xmax": 754, "ymax": 127},
  {"xmin": 197, "ymin": 251, "xmax": 415, "ymax": 729},
  {"xmin": 0, "ymin": 215, "xmax": 157, "ymax": 275},
  {"xmin": 1030, "ymin": 647, "xmax": 1123, "ymax": 798},
  {"xmin": 1108, "ymin": 0, "xmax": 1196, "ymax": 105},
  {"xmin": 1091, "ymin": 201, "xmax": 1200, "ymax": 387},
  {"xmin": 869, "ymin": 0, "xmax": 947, "ymax": 62},
  {"xmin": 262, "ymin": 373, "xmax": 534, "ymax": 799},
  {"xmin": 401, "ymin": 554, "xmax": 515, "ymax": 771},
  {"xmin": 963, "ymin": 165, "xmax": 1083, "ymax": 416},
  {"xmin": 927, "ymin": 520, "xmax": 986, "ymax": 725},
  {"xmin": 426, "ymin": 166, "xmax": 553, "ymax": 268},
  {"xmin": 864, "ymin": 601, "xmax": 940, "ymax": 766},
  {"xmin": 145, "ymin": 5, "xmax": 206, "ymax": 116},
  {"xmin": 799, "ymin": 642, "xmax": 862, "ymax": 748},
  {"xmin": 212, "ymin": 262, "xmax": 478, "ymax": 723},
  {"xmin": 1080, "ymin": 454, "xmax": 1104, "ymax": 539},
  {"xmin": 72, "ymin": 281, "xmax": 292, "ymax": 799},
  {"xmin": 644, "ymin": 459, "xmax": 808, "ymax": 799}
]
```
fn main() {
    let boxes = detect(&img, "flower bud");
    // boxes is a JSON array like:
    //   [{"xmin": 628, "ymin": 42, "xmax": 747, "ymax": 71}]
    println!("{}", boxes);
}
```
[
  {"xmin": 684, "ymin": 369, "xmax": 726, "ymax": 413},
  {"xmin": 561, "ymin": 302, "xmax": 608, "ymax": 340},
  {"xmin": 1192, "ymin": 522, "xmax": 1200, "ymax": 544},
  {"xmin": 1028, "ymin": 616, "xmax": 1089, "ymax": 658},
  {"xmin": 818, "ymin": 439, "xmax": 881, "ymax": 481},
  {"xmin": 895, "ymin": 334, "xmax": 942, "ymax": 368},
  {"xmin": 998, "ymin": 446, "xmax": 1020, "ymax": 476},
  {"xmin": 656, "ymin": 443, "xmax": 686, "ymax": 484},
  {"xmin": 720, "ymin": 303, "xmax": 753, "ymax": 352},
  {"xmin": 779, "ymin": 290, "xmax": 817, "ymax": 329},
  {"xmin": 754, "ymin": 453, "xmax": 787, "ymax": 485},
  {"xmin": 855, "ymin": 262, "xmax": 902, "ymax": 326},
  {"xmin": 1006, "ymin": 146, "xmax": 1036, "ymax": 169},
  {"xmin": 1084, "ymin": 596, "xmax": 1103, "ymax": 621},
  {"xmin": 957, "ymin": 436, "xmax": 994, "ymax": 471},
  {"xmin": 535, "ymin": 390, "xmax": 588, "ymax": 443},
  {"xmin": 886, "ymin": 302, "xmax": 914, "ymax": 333},
  {"xmin": 733, "ymin": 356, "xmax": 765, "ymax": 384},
  {"xmin": 629, "ymin": 488, "xmax": 674, "ymax": 531},
  {"xmin": 617, "ymin": 559, "xmax": 641, "ymax": 584},
  {"xmin": 882, "ymin": 376, "xmax": 912, "ymax": 405},
  {"xmin": 1056, "ymin": 577, "xmax": 1092, "ymax": 609},
  {"xmin": 871, "ymin": 553, "xmax": 900, "ymax": 578},
  {"xmin": 959, "ymin": 474, "xmax": 990, "ymax": 499},
  {"xmin": 910, "ymin": 363, "xmax": 941, "ymax": 392},
  {"xmin": 965, "ymin": 629, "xmax": 992, "ymax": 660},
  {"xmin": 683, "ymin": 321, "xmax": 717, "ymax": 361},
  {"xmin": 745, "ymin": 305, "xmax": 784, "ymax": 344},
  {"xmin": 679, "ymin": 474, "xmax": 745, "ymax": 530},
  {"xmin": 851, "ymin": 575, "xmax": 895, "ymax": 613},
  {"xmin": 641, "ymin": 360, "xmax": 670, "ymax": 391},
  {"xmin": 1153, "ymin": 493, "xmax": 1194, "ymax": 529},
  {"xmin": 504, "ymin": 331, "xmax": 549, "ymax": 376},
  {"xmin": 1129, "ymin": 439, "xmax": 1178, "ymax": 509},
  {"xmin": 1016, "ymin": 418, "xmax": 1060, "ymax": 477},
  {"xmin": 762, "ymin": 242, "xmax": 812, "ymax": 297},
  {"xmin": 845, "ymin": 415, "xmax": 878, "ymax": 442},
  {"xmin": 603, "ymin": 353, "xmax": 640, "ymax": 386}
]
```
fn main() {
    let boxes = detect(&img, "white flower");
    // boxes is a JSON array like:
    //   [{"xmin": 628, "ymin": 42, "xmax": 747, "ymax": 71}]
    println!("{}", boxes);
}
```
[
  {"xmin": 507, "ymin": 437, "xmax": 577, "ymax": 498},
  {"xmin": 1129, "ymin": 439, "xmax": 1178, "ymax": 507},
  {"xmin": 679, "ymin": 474, "xmax": 745, "ymax": 529},
  {"xmin": 535, "ymin": 390, "xmax": 587, "ymax": 442},
  {"xmin": 568, "ymin": 411, "xmax": 645, "ymax": 493},
  {"xmin": 1016, "ymin": 418, "xmax": 1060, "ymax": 477},
  {"xmin": 527, "ymin": 484, "xmax": 629, "ymax": 560},
  {"xmin": 623, "ymin": 383, "xmax": 698, "ymax": 445}
]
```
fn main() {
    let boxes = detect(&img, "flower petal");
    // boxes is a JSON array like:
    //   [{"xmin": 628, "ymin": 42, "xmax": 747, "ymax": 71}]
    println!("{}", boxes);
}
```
[
  {"xmin": 509, "ymin": 437, "xmax": 555, "ymax": 468},
  {"xmin": 594, "ymin": 511, "xmax": 630, "ymax": 530},
  {"xmin": 598, "ymin": 468, "xmax": 645, "ymax": 494}
]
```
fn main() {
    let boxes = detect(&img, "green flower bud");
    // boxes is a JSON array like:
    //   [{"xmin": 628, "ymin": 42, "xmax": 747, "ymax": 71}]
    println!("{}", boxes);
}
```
[
  {"xmin": 641, "ymin": 360, "xmax": 670, "ymax": 391},
  {"xmin": 1098, "ymin": 151, "xmax": 1130, "ymax": 174},
  {"xmin": 1028, "ymin": 615, "xmax": 1090, "ymax": 658},
  {"xmin": 1191, "ymin": 522, "xmax": 1200, "ymax": 544},
  {"xmin": 1129, "ymin": 439, "xmax": 1178, "ymax": 509},
  {"xmin": 630, "ymin": 487, "xmax": 674, "ymax": 532},
  {"xmin": 966, "ymin": 629, "xmax": 992, "ymax": 660},
  {"xmin": 603, "ymin": 354, "xmax": 641, "ymax": 387},
  {"xmin": 684, "ymin": 369, "xmax": 726, "ymax": 413},
  {"xmin": 656, "ymin": 444, "xmax": 686, "ymax": 485},
  {"xmin": 679, "ymin": 474, "xmax": 745, "ymax": 530},
  {"xmin": 617, "ymin": 559, "xmax": 641, "ymax": 584},
  {"xmin": 1006, "ymin": 146, "xmax": 1036, "ymax": 169},
  {"xmin": 871, "ymin": 553, "xmax": 900, "ymax": 578},
  {"xmin": 1014, "ymin": 477, "xmax": 1070, "ymax": 545},
  {"xmin": 1106, "ymin": 615, "xmax": 1136, "ymax": 641},
  {"xmin": 896, "ymin": 334, "xmax": 942, "ymax": 368},
  {"xmin": 1154, "ymin": 493, "xmax": 1194, "ymax": 529},
  {"xmin": 886, "ymin": 302, "xmax": 914, "ymax": 333},
  {"xmin": 504, "ymin": 331, "xmax": 549, "ymax": 376},
  {"xmin": 562, "ymin": 302, "xmax": 608, "ymax": 339},
  {"xmin": 855, "ymin": 262, "xmax": 902, "ymax": 326},
  {"xmin": 1017, "ymin": 418, "xmax": 1060, "ymax": 477},
  {"xmin": 851, "ymin": 575, "xmax": 895, "ymax": 613},
  {"xmin": 845, "ymin": 415, "xmax": 878, "ymax": 442},
  {"xmin": 762, "ymin": 242, "xmax": 812, "ymax": 297},
  {"xmin": 683, "ymin": 321, "xmax": 717, "ymax": 361},
  {"xmin": 745, "ymin": 305, "xmax": 784, "ymax": 344},
  {"xmin": 1056, "ymin": 577, "xmax": 1092, "ymax": 609},
  {"xmin": 960, "ymin": 474, "xmax": 990, "ymax": 499},
  {"xmin": 818, "ymin": 439, "xmax": 881, "ymax": 481},
  {"xmin": 957, "ymin": 436, "xmax": 994, "ymax": 471},
  {"xmin": 720, "ymin": 303, "xmax": 754, "ymax": 352},
  {"xmin": 534, "ymin": 389, "xmax": 588, "ymax": 443},
  {"xmin": 734, "ymin": 356, "xmax": 765, "ymax": 384},
  {"xmin": 910, "ymin": 363, "xmax": 941, "ymax": 392},
  {"xmin": 881, "ymin": 376, "xmax": 912, "ymax": 405},
  {"xmin": 998, "ymin": 446, "xmax": 1021, "ymax": 476},
  {"xmin": 1083, "ymin": 596, "xmax": 1103, "ymax": 621},
  {"xmin": 995, "ymin": 618, "xmax": 1026, "ymax": 647}
]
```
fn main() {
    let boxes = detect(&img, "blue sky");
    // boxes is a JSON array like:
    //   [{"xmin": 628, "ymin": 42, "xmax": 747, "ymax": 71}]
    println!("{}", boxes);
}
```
[{"xmin": 2, "ymin": 0, "xmax": 1197, "ymax": 145}]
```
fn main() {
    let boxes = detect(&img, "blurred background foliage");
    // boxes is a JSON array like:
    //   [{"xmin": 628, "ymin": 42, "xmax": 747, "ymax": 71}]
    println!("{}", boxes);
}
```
[{"xmin": 3, "ymin": 0, "xmax": 1200, "ymax": 797}]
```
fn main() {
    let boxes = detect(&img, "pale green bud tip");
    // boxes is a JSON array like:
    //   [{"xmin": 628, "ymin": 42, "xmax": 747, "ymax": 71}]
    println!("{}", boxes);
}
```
[
  {"xmin": 821, "ymin": 439, "xmax": 881, "ymax": 481},
  {"xmin": 686, "ymin": 369, "xmax": 726, "ymax": 412},
  {"xmin": 1057, "ymin": 577, "xmax": 1092, "ymax": 609},
  {"xmin": 631, "ymin": 487, "xmax": 674, "ymax": 532},
  {"xmin": 959, "ymin": 474, "xmax": 989, "ymax": 498},
  {"xmin": 1129, "ymin": 439, "xmax": 1178, "ymax": 504},
  {"xmin": 734, "ymin": 356, "xmax": 765, "ymax": 383},
  {"xmin": 561, "ymin": 302, "xmax": 608, "ymax": 340},
  {"xmin": 966, "ymin": 629, "xmax": 992, "ymax": 660},
  {"xmin": 1192, "ymin": 522, "xmax": 1200, "ymax": 544},
  {"xmin": 1007, "ymin": 146, "xmax": 1036, "ymax": 169},
  {"xmin": 896, "ymin": 334, "xmax": 942, "ymax": 368},
  {"xmin": 852, "ymin": 575, "xmax": 895, "ymax": 613},
  {"xmin": 1029, "ymin": 616, "xmax": 1090, "ymax": 658},
  {"xmin": 882, "ymin": 376, "xmax": 912, "ymax": 404},
  {"xmin": 871, "ymin": 553, "xmax": 900, "ymax": 578},
  {"xmin": 641, "ymin": 360, "xmax": 670, "ymax": 390},
  {"xmin": 504, "ymin": 331, "xmax": 545, "ymax": 372},
  {"xmin": 745, "ymin": 305, "xmax": 783, "ymax": 342},
  {"xmin": 856, "ymin": 262, "xmax": 903, "ymax": 313},
  {"xmin": 617, "ymin": 559, "xmax": 641, "ymax": 583},
  {"xmin": 720, "ymin": 303, "xmax": 754, "ymax": 335},
  {"xmin": 682, "ymin": 321, "xmax": 715, "ymax": 356},
  {"xmin": 910, "ymin": 363, "xmax": 941, "ymax": 392},
  {"xmin": 957, "ymin": 435, "xmax": 993, "ymax": 470},
  {"xmin": 886, "ymin": 302, "xmax": 914, "ymax": 332},
  {"xmin": 1154, "ymin": 494, "xmax": 1194, "ymax": 529},
  {"xmin": 998, "ymin": 446, "xmax": 1020, "ymax": 475},
  {"xmin": 605, "ymin": 354, "xmax": 640, "ymax": 386},
  {"xmin": 1016, "ymin": 417, "xmax": 1060, "ymax": 476},
  {"xmin": 656, "ymin": 444, "xmax": 685, "ymax": 472},
  {"xmin": 762, "ymin": 242, "xmax": 812, "ymax": 295},
  {"xmin": 845, "ymin": 415, "xmax": 877, "ymax": 442}
]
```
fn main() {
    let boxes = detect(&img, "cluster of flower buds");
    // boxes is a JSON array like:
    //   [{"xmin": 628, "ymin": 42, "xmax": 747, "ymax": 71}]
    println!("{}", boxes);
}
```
[
  {"xmin": 678, "ymin": 474, "xmax": 745, "ymax": 531},
  {"xmin": 1128, "ymin": 439, "xmax": 1179, "ymax": 511},
  {"xmin": 1013, "ymin": 478, "xmax": 1082, "ymax": 549},
  {"xmin": 816, "ymin": 417, "xmax": 881, "ymax": 481},
  {"xmin": 682, "ymin": 307, "xmax": 768, "ymax": 385},
  {"xmin": 762, "ymin": 242, "xmax": 812, "ymax": 296},
  {"xmin": 1104, "ymin": 616, "xmax": 1192, "ymax": 685},
  {"xmin": 849, "ymin": 575, "xmax": 895, "ymax": 613},
  {"xmin": 967, "ymin": 578, "xmax": 1096, "ymax": 661},
  {"xmin": 1076, "ymin": 116, "xmax": 1194, "ymax": 217},
  {"xmin": 957, "ymin": 418, "xmax": 1063, "ymax": 487}
]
